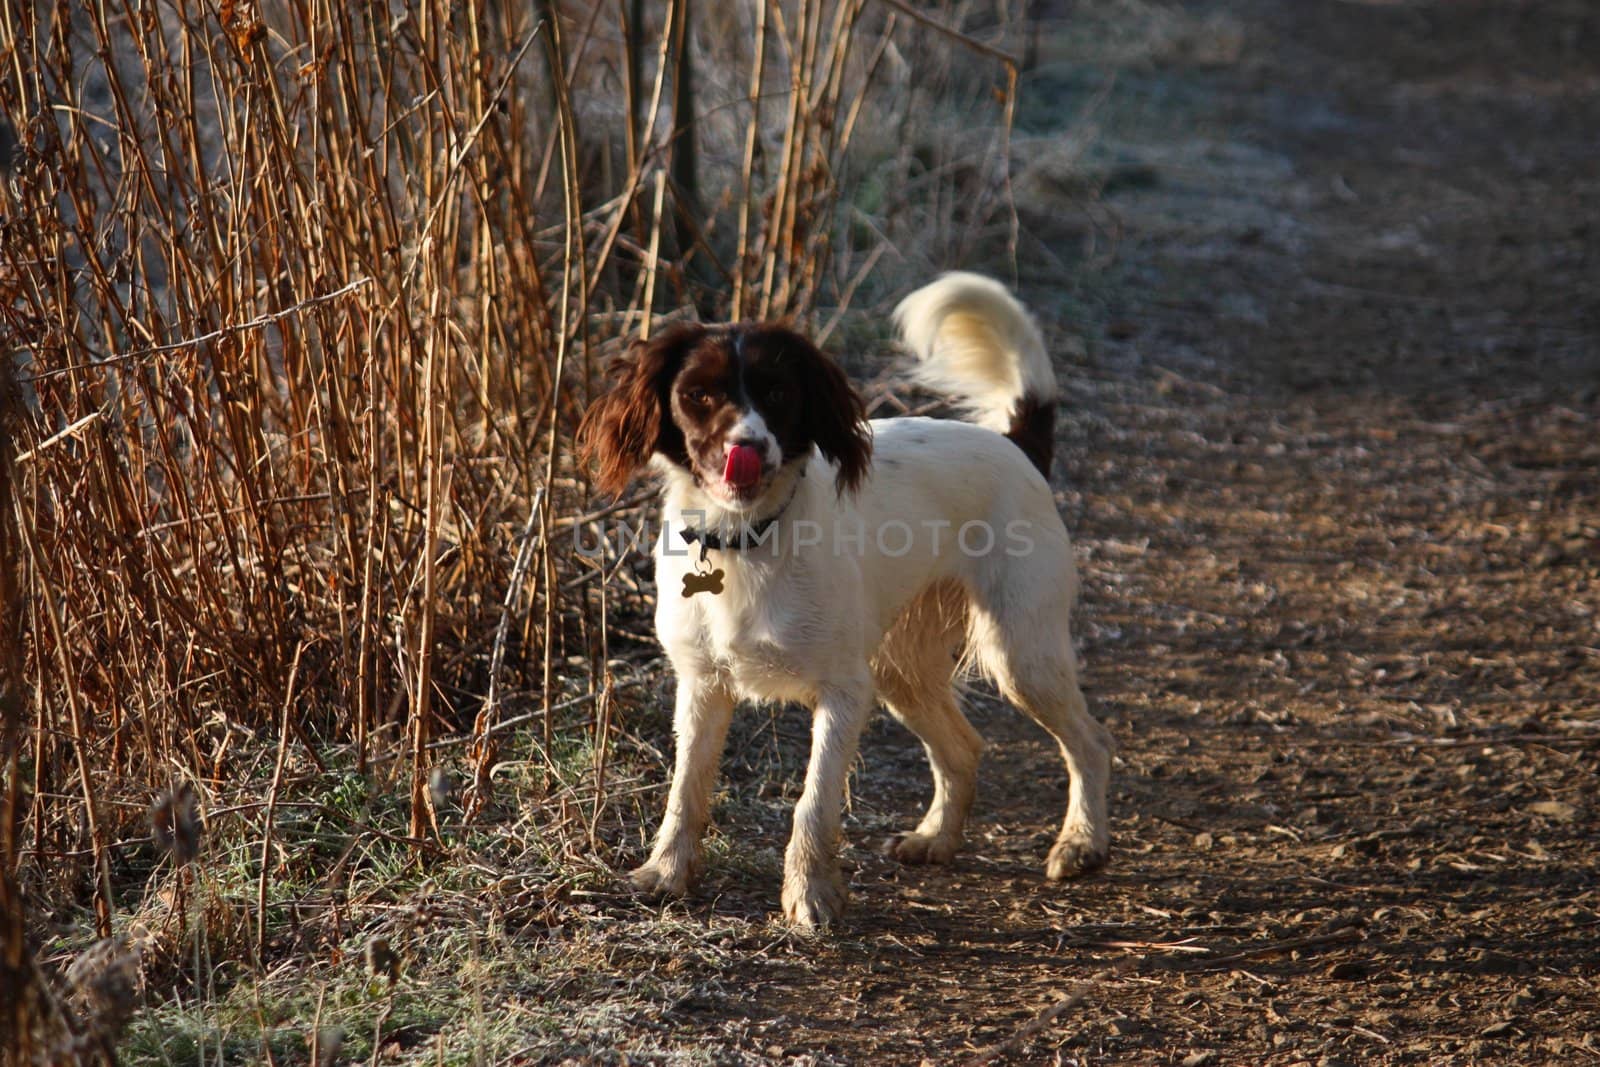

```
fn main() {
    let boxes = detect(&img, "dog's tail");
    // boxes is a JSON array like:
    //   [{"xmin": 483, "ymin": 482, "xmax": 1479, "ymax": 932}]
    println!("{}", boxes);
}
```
[{"xmin": 893, "ymin": 272, "xmax": 1059, "ymax": 477}]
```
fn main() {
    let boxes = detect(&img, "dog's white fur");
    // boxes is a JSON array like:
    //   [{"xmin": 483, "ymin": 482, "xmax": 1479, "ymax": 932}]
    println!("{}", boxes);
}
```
[{"xmin": 637, "ymin": 273, "xmax": 1112, "ymax": 927}]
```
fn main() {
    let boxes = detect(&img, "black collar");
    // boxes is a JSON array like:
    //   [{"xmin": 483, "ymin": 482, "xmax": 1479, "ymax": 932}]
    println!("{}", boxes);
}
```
[{"xmin": 678, "ymin": 480, "xmax": 801, "ymax": 553}]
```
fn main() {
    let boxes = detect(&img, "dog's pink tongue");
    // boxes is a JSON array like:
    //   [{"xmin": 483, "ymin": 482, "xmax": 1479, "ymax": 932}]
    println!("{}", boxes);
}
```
[{"xmin": 723, "ymin": 445, "xmax": 763, "ymax": 489}]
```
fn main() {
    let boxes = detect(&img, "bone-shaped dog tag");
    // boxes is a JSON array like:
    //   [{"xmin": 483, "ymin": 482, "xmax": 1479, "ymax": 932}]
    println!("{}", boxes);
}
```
[{"xmin": 682, "ymin": 568, "xmax": 725, "ymax": 597}]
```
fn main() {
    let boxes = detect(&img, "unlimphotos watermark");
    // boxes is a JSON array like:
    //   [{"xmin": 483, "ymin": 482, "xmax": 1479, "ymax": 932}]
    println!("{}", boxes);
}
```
[{"xmin": 574, "ymin": 515, "xmax": 1037, "ymax": 559}]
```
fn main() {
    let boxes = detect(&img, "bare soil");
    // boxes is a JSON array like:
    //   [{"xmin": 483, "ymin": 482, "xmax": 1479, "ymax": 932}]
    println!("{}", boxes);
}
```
[{"xmin": 584, "ymin": 2, "xmax": 1600, "ymax": 1063}]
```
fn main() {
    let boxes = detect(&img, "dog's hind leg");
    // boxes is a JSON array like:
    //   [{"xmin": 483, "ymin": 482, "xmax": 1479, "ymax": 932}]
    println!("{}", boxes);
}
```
[
  {"xmin": 879, "ymin": 681, "xmax": 983, "ymax": 866},
  {"xmin": 970, "ymin": 603, "xmax": 1113, "ymax": 880},
  {"xmin": 874, "ymin": 582, "xmax": 983, "ymax": 866}
]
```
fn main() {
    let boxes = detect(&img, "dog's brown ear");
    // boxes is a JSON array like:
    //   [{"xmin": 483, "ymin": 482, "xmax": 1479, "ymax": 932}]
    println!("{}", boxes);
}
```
[
  {"xmin": 576, "ymin": 324, "xmax": 704, "ymax": 497},
  {"xmin": 784, "ymin": 331, "xmax": 872, "ymax": 496}
]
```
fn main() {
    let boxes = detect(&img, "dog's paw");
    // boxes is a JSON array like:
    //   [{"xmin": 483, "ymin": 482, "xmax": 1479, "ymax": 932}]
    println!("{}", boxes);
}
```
[
  {"xmin": 886, "ymin": 832, "xmax": 959, "ymax": 866},
  {"xmin": 1045, "ymin": 834, "xmax": 1109, "ymax": 881},
  {"xmin": 781, "ymin": 868, "xmax": 848, "ymax": 930},
  {"xmin": 628, "ymin": 854, "xmax": 697, "ymax": 898}
]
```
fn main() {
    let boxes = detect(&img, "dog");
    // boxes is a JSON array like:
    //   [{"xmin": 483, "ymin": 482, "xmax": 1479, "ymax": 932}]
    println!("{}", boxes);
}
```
[{"xmin": 576, "ymin": 273, "xmax": 1112, "ymax": 928}]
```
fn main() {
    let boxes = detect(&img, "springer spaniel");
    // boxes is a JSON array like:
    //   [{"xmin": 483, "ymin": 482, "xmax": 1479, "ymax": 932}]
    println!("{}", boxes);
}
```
[{"xmin": 577, "ymin": 273, "xmax": 1112, "ymax": 928}]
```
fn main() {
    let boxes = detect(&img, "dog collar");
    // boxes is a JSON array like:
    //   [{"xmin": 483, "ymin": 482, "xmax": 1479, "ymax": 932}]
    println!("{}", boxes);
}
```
[{"xmin": 678, "ymin": 478, "xmax": 801, "ymax": 554}]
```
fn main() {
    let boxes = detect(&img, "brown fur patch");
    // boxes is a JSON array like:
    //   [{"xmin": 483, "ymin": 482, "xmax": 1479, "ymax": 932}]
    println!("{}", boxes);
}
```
[{"xmin": 1005, "ymin": 392, "xmax": 1056, "ymax": 477}]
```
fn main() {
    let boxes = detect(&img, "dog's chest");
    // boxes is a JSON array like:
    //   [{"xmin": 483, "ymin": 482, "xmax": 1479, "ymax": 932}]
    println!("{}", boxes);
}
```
[{"xmin": 660, "ymin": 570, "xmax": 830, "ymax": 702}]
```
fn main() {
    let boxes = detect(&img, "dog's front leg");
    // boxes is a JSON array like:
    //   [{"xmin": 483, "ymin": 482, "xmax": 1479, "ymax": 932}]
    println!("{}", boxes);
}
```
[
  {"xmin": 782, "ymin": 677, "xmax": 872, "ymax": 929},
  {"xmin": 632, "ymin": 674, "xmax": 735, "ymax": 897}
]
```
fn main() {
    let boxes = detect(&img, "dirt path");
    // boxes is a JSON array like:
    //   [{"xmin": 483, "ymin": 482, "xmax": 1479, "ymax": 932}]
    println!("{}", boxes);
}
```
[{"xmin": 602, "ymin": 3, "xmax": 1600, "ymax": 1063}]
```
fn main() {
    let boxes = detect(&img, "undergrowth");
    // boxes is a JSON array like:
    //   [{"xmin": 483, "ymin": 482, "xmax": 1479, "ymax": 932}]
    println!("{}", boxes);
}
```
[{"xmin": 0, "ymin": 0, "xmax": 1069, "ymax": 1060}]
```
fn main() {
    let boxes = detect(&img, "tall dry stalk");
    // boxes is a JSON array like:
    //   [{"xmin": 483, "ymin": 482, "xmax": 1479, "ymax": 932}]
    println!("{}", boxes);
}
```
[{"xmin": 1, "ymin": 336, "xmax": 55, "ymax": 1067}]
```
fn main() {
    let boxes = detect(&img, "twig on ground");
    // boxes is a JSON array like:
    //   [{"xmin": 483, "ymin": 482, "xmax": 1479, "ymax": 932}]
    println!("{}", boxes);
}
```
[
  {"xmin": 962, "ymin": 958, "xmax": 1134, "ymax": 1065},
  {"xmin": 1188, "ymin": 915, "xmax": 1365, "ymax": 970}
]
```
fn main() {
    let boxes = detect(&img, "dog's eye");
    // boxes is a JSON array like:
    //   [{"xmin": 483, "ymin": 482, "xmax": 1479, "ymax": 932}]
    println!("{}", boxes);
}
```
[
  {"xmin": 682, "ymin": 386, "xmax": 712, "ymax": 406},
  {"xmin": 767, "ymin": 385, "xmax": 787, "ymax": 405}
]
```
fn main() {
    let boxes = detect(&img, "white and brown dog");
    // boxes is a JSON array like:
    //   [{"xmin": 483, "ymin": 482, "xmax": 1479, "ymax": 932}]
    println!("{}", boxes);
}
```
[{"xmin": 577, "ymin": 273, "xmax": 1112, "ymax": 928}]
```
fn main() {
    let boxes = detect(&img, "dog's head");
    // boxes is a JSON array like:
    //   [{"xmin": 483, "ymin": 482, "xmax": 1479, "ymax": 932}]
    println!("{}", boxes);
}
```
[{"xmin": 576, "ymin": 323, "xmax": 872, "ymax": 507}]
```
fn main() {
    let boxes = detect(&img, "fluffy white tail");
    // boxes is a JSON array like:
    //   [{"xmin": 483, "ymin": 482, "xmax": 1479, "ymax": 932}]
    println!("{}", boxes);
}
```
[{"xmin": 893, "ymin": 272, "xmax": 1059, "ymax": 434}]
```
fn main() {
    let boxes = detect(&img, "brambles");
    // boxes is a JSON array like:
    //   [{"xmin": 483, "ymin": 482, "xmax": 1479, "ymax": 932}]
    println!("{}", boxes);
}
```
[{"xmin": 0, "ymin": 0, "xmax": 1024, "ymax": 1058}]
